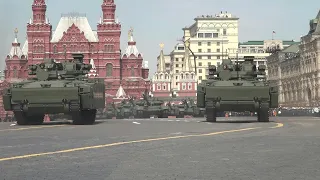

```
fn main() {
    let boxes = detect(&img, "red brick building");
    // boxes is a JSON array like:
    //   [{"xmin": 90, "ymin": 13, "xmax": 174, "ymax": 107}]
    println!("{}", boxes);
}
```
[{"xmin": 4, "ymin": 0, "xmax": 150, "ymax": 98}]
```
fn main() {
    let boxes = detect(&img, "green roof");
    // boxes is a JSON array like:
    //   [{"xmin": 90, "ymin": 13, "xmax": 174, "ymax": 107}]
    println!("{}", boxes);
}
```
[
  {"xmin": 283, "ymin": 40, "xmax": 300, "ymax": 45},
  {"xmin": 239, "ymin": 40, "xmax": 300, "ymax": 46},
  {"xmin": 282, "ymin": 43, "xmax": 299, "ymax": 53},
  {"xmin": 239, "ymin": 41, "xmax": 264, "ymax": 45}
]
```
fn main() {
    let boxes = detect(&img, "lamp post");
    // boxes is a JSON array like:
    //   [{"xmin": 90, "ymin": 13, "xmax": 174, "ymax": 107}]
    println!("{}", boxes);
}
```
[
  {"xmin": 236, "ymin": 51, "xmax": 240, "ymax": 80},
  {"xmin": 183, "ymin": 38, "xmax": 198, "ymax": 84}
]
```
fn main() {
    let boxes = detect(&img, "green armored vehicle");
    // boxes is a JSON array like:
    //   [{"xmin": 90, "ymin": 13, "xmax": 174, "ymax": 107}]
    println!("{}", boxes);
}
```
[
  {"xmin": 116, "ymin": 100, "xmax": 133, "ymax": 119},
  {"xmin": 197, "ymin": 57, "xmax": 278, "ymax": 122},
  {"xmin": 166, "ymin": 101, "xmax": 181, "ymax": 117},
  {"xmin": 105, "ymin": 103, "xmax": 118, "ymax": 119},
  {"xmin": 2, "ymin": 54, "xmax": 105, "ymax": 125},
  {"xmin": 187, "ymin": 99, "xmax": 205, "ymax": 117},
  {"xmin": 129, "ymin": 97, "xmax": 145, "ymax": 118},
  {"xmin": 141, "ymin": 94, "xmax": 169, "ymax": 118}
]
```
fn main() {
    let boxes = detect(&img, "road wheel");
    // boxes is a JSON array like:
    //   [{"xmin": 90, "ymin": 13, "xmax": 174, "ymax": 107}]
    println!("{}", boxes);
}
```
[
  {"xmin": 257, "ymin": 103, "xmax": 269, "ymax": 122},
  {"xmin": 205, "ymin": 101, "xmax": 216, "ymax": 122},
  {"xmin": 160, "ymin": 110, "xmax": 169, "ymax": 118},
  {"xmin": 206, "ymin": 107, "xmax": 216, "ymax": 122},
  {"xmin": 178, "ymin": 112, "xmax": 184, "ymax": 118},
  {"xmin": 14, "ymin": 111, "xmax": 28, "ymax": 125},
  {"xmin": 199, "ymin": 110, "xmax": 205, "ymax": 117}
]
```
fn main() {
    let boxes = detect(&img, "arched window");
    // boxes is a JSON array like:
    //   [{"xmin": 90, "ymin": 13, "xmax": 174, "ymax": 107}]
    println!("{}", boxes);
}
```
[
  {"xmin": 106, "ymin": 63, "xmax": 113, "ymax": 77},
  {"xmin": 131, "ymin": 66, "xmax": 135, "ymax": 76},
  {"xmin": 90, "ymin": 45, "xmax": 94, "ymax": 53},
  {"xmin": 81, "ymin": 45, "xmax": 85, "ymax": 52},
  {"xmin": 53, "ymin": 45, "xmax": 57, "ymax": 54},
  {"xmin": 13, "ymin": 66, "xmax": 17, "ymax": 78},
  {"xmin": 63, "ymin": 44, "xmax": 67, "ymax": 53},
  {"xmin": 104, "ymin": 44, "xmax": 114, "ymax": 52}
]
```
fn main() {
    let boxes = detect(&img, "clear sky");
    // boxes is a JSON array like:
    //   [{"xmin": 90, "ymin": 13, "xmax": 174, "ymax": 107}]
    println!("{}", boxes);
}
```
[{"xmin": 0, "ymin": 0, "xmax": 318, "ymax": 75}]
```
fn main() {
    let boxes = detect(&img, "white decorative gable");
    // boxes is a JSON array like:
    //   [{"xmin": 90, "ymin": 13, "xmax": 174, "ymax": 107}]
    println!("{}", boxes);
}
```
[{"xmin": 51, "ymin": 14, "xmax": 98, "ymax": 43}]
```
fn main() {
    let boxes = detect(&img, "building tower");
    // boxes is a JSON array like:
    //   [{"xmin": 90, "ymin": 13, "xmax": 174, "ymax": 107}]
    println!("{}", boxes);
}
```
[
  {"xmin": 27, "ymin": 0, "xmax": 52, "ymax": 65},
  {"xmin": 121, "ymin": 27, "xmax": 150, "ymax": 98},
  {"xmin": 97, "ymin": 0, "xmax": 121, "ymax": 96},
  {"xmin": 175, "ymin": 40, "xmax": 197, "ymax": 97},
  {"xmin": 151, "ymin": 43, "xmax": 172, "ymax": 97},
  {"xmin": 5, "ymin": 28, "xmax": 28, "ymax": 82}
]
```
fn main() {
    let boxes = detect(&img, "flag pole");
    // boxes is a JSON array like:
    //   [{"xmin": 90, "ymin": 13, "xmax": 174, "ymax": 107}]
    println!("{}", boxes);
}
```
[{"xmin": 272, "ymin": 31, "xmax": 275, "ymax": 40}]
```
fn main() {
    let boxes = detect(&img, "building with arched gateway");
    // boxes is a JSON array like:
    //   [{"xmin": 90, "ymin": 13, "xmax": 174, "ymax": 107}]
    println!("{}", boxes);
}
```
[{"xmin": 4, "ymin": 0, "xmax": 150, "ymax": 101}]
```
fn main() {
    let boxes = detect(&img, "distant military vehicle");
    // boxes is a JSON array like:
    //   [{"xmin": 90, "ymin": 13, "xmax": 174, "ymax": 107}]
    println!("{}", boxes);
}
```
[
  {"xmin": 141, "ymin": 94, "xmax": 169, "ymax": 118},
  {"xmin": 197, "ymin": 57, "xmax": 278, "ymax": 122},
  {"xmin": 115, "ymin": 100, "xmax": 134, "ymax": 119},
  {"xmin": 165, "ymin": 101, "xmax": 181, "ymax": 117},
  {"xmin": 129, "ymin": 97, "xmax": 145, "ymax": 118},
  {"xmin": 104, "ymin": 103, "xmax": 117, "ymax": 119},
  {"xmin": 188, "ymin": 99, "xmax": 205, "ymax": 117},
  {"xmin": 2, "ymin": 54, "xmax": 105, "ymax": 125}
]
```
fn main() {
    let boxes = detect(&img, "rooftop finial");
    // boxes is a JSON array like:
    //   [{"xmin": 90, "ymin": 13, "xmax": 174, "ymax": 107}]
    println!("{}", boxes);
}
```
[
  {"xmin": 159, "ymin": 43, "xmax": 164, "ymax": 49},
  {"xmin": 14, "ymin": 28, "xmax": 18, "ymax": 38},
  {"xmin": 128, "ymin": 27, "xmax": 134, "ymax": 41}
]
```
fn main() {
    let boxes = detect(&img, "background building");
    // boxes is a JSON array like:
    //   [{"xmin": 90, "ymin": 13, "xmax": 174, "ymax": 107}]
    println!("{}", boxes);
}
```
[
  {"xmin": 267, "ymin": 44, "xmax": 301, "ymax": 107},
  {"xmin": 229, "ymin": 39, "xmax": 298, "ymax": 78},
  {"xmin": 152, "ymin": 41, "xmax": 197, "ymax": 98},
  {"xmin": 181, "ymin": 11, "xmax": 239, "ymax": 83},
  {"xmin": 152, "ymin": 43, "xmax": 172, "ymax": 97},
  {"xmin": 267, "ymin": 10, "xmax": 320, "ymax": 107},
  {"xmin": 152, "ymin": 11, "xmax": 300, "ymax": 98},
  {"xmin": 4, "ymin": 0, "xmax": 150, "ymax": 99},
  {"xmin": 120, "ymin": 29, "xmax": 150, "ymax": 98},
  {"xmin": 298, "ymin": 10, "xmax": 320, "ymax": 107}
]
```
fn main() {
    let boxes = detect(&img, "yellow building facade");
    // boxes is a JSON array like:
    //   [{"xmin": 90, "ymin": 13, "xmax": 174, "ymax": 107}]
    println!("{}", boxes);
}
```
[{"xmin": 172, "ymin": 11, "xmax": 240, "ymax": 83}]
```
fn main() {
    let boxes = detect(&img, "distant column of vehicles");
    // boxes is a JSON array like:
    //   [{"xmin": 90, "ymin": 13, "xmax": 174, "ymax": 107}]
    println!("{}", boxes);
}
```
[{"xmin": 97, "ymin": 96, "xmax": 206, "ymax": 119}]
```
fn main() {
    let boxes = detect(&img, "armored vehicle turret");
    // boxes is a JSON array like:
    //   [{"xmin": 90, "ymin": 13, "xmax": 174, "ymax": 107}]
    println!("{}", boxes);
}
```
[
  {"xmin": 2, "ymin": 54, "xmax": 105, "ymax": 125},
  {"xmin": 197, "ymin": 57, "xmax": 278, "ymax": 122}
]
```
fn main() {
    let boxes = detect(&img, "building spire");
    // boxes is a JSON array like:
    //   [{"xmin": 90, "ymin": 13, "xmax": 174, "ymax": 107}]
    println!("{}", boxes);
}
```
[
  {"xmin": 157, "ymin": 43, "xmax": 166, "ymax": 72},
  {"xmin": 128, "ymin": 27, "xmax": 135, "ymax": 44},
  {"xmin": 32, "ymin": 0, "xmax": 47, "ymax": 24},
  {"xmin": 182, "ymin": 39, "xmax": 192, "ymax": 72},
  {"xmin": 122, "ymin": 27, "xmax": 141, "ymax": 58},
  {"xmin": 101, "ymin": 0, "xmax": 116, "ymax": 23},
  {"xmin": 13, "ymin": 28, "xmax": 18, "ymax": 43},
  {"xmin": 8, "ymin": 28, "xmax": 23, "ymax": 58}
]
